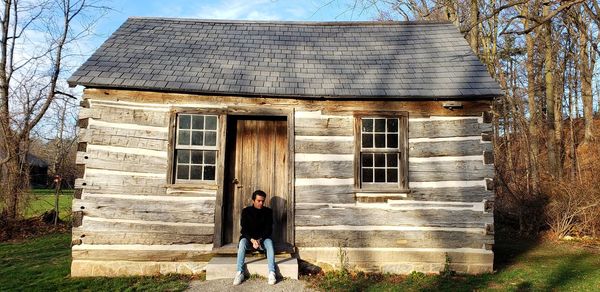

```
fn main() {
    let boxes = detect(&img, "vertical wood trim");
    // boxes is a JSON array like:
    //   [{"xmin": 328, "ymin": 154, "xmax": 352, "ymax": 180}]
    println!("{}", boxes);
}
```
[
  {"xmin": 401, "ymin": 115, "xmax": 409, "ymax": 189},
  {"xmin": 353, "ymin": 116, "xmax": 361, "ymax": 190},
  {"xmin": 214, "ymin": 114, "xmax": 227, "ymax": 248},
  {"xmin": 166, "ymin": 110, "xmax": 177, "ymax": 184},
  {"xmin": 287, "ymin": 110, "xmax": 295, "ymax": 245}
]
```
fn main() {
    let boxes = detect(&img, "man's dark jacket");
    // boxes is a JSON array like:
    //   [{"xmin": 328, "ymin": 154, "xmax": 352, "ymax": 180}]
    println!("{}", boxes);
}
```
[{"xmin": 239, "ymin": 205, "xmax": 273, "ymax": 241}]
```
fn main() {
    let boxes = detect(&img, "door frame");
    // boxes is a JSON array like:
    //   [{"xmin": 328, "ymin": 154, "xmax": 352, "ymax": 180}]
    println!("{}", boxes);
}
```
[{"xmin": 213, "ymin": 106, "xmax": 295, "ymax": 249}]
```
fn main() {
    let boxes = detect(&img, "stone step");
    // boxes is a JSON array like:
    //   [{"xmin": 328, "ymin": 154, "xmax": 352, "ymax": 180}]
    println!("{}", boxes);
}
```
[{"xmin": 206, "ymin": 256, "xmax": 298, "ymax": 280}]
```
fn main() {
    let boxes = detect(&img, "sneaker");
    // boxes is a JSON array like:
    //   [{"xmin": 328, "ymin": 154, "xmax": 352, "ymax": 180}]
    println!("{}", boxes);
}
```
[
  {"xmin": 233, "ymin": 271, "xmax": 244, "ymax": 285},
  {"xmin": 268, "ymin": 271, "xmax": 276, "ymax": 285}
]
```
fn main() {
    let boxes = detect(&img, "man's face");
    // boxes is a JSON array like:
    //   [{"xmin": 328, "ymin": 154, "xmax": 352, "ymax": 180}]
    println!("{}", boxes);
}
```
[{"xmin": 252, "ymin": 195, "xmax": 265, "ymax": 209}]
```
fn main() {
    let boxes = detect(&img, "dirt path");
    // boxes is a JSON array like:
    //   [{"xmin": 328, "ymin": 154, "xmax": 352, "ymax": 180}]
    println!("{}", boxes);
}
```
[{"xmin": 186, "ymin": 278, "xmax": 319, "ymax": 292}]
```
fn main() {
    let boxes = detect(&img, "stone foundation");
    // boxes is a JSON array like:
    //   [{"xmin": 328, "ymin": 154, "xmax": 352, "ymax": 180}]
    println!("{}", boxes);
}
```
[
  {"xmin": 296, "ymin": 247, "xmax": 493, "ymax": 274},
  {"xmin": 71, "ymin": 260, "xmax": 208, "ymax": 277}
]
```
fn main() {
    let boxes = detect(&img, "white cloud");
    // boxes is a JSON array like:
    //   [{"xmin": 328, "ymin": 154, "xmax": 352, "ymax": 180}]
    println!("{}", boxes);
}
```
[{"xmin": 163, "ymin": 0, "xmax": 309, "ymax": 21}]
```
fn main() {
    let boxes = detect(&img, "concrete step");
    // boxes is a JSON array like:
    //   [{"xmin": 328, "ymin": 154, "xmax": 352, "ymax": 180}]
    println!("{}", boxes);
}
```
[{"xmin": 206, "ymin": 256, "xmax": 298, "ymax": 280}]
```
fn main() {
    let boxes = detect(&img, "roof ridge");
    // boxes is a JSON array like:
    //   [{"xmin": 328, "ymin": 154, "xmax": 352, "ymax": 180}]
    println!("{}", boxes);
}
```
[{"xmin": 127, "ymin": 17, "xmax": 453, "ymax": 26}]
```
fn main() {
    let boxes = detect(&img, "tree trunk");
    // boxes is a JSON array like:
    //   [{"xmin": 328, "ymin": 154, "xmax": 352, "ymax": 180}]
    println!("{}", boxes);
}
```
[
  {"xmin": 524, "ymin": 2, "xmax": 539, "ymax": 191},
  {"xmin": 469, "ymin": 0, "xmax": 479, "ymax": 54},
  {"xmin": 543, "ymin": 4, "xmax": 558, "ymax": 177},
  {"xmin": 579, "ymin": 19, "xmax": 594, "ymax": 143}
]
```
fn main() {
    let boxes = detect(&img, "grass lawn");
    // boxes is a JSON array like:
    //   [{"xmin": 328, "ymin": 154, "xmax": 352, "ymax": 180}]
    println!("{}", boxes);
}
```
[
  {"xmin": 0, "ymin": 233, "xmax": 192, "ymax": 291},
  {"xmin": 307, "ymin": 233, "xmax": 600, "ymax": 291},
  {"xmin": 25, "ymin": 189, "xmax": 73, "ymax": 221}
]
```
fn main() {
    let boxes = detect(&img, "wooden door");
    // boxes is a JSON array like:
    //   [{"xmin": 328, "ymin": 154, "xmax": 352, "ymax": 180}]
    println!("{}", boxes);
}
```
[{"xmin": 223, "ymin": 116, "xmax": 289, "ymax": 248}]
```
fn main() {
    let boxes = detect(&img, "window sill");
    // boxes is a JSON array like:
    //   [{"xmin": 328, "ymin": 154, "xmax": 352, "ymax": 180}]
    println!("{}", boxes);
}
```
[
  {"xmin": 165, "ymin": 182, "xmax": 218, "ymax": 190},
  {"xmin": 354, "ymin": 189, "xmax": 410, "ymax": 203}
]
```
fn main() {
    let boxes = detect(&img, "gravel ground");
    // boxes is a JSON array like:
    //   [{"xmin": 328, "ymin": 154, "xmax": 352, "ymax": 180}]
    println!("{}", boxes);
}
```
[{"xmin": 185, "ymin": 278, "xmax": 319, "ymax": 292}]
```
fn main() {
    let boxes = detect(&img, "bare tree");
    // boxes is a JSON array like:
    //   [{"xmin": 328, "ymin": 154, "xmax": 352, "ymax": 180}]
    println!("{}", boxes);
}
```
[{"xmin": 0, "ymin": 0, "xmax": 107, "ymax": 221}]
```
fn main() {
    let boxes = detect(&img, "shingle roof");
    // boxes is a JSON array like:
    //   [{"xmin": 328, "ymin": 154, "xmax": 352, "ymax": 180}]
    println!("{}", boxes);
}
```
[{"xmin": 68, "ymin": 17, "xmax": 503, "ymax": 99}]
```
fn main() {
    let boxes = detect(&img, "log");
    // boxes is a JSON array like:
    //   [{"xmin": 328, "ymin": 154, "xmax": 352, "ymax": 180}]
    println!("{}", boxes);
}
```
[
  {"xmin": 409, "ymin": 118, "xmax": 491, "ymax": 139},
  {"xmin": 76, "ymin": 150, "xmax": 167, "ymax": 174},
  {"xmin": 295, "ymin": 185, "xmax": 355, "ymax": 204},
  {"xmin": 84, "ymin": 88, "xmax": 492, "ymax": 117},
  {"xmin": 409, "ymin": 139, "xmax": 491, "ymax": 157},
  {"xmin": 295, "ymin": 161, "xmax": 353, "ymax": 179},
  {"xmin": 73, "ymin": 197, "xmax": 215, "ymax": 223},
  {"xmin": 79, "ymin": 126, "xmax": 168, "ymax": 152},
  {"xmin": 72, "ymin": 245, "xmax": 213, "ymax": 262},
  {"xmin": 409, "ymin": 160, "xmax": 494, "ymax": 182},
  {"xmin": 408, "ymin": 187, "xmax": 494, "ymax": 202},
  {"xmin": 295, "ymin": 140, "xmax": 353, "ymax": 154},
  {"xmin": 79, "ymin": 104, "xmax": 169, "ymax": 127},
  {"xmin": 295, "ymin": 206, "xmax": 493, "ymax": 228},
  {"xmin": 295, "ymin": 229, "xmax": 493, "ymax": 248},
  {"xmin": 295, "ymin": 117, "xmax": 353, "ymax": 136},
  {"xmin": 73, "ymin": 229, "xmax": 213, "ymax": 245}
]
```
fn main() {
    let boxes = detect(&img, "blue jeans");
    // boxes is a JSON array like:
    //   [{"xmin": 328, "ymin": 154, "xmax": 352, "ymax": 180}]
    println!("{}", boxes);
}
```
[{"xmin": 236, "ymin": 238, "xmax": 275, "ymax": 273}]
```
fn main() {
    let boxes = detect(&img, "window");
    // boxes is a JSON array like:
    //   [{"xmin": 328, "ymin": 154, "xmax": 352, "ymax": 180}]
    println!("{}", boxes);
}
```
[
  {"xmin": 356, "ymin": 113, "xmax": 408, "ymax": 190},
  {"xmin": 174, "ymin": 114, "xmax": 218, "ymax": 182}
]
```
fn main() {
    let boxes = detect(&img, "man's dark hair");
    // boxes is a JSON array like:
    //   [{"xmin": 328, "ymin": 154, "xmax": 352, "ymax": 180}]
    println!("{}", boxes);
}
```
[{"xmin": 252, "ymin": 190, "xmax": 267, "ymax": 200}]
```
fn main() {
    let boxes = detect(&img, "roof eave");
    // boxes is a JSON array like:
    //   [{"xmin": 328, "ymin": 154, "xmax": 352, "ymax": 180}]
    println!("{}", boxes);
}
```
[{"xmin": 74, "ymin": 83, "xmax": 502, "ymax": 101}]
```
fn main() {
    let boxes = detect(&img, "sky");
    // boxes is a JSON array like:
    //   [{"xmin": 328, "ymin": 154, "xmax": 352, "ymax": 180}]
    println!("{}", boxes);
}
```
[{"xmin": 91, "ymin": 0, "xmax": 378, "ymax": 47}]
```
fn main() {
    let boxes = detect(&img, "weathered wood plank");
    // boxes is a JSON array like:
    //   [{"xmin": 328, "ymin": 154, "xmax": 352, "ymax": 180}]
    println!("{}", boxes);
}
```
[
  {"xmin": 295, "ymin": 117, "xmax": 353, "ymax": 136},
  {"xmin": 408, "ymin": 187, "xmax": 494, "ymax": 202},
  {"xmin": 409, "ymin": 140, "xmax": 491, "ymax": 157},
  {"xmin": 73, "ymin": 198, "xmax": 215, "ymax": 223},
  {"xmin": 73, "ymin": 229, "xmax": 213, "ymax": 245},
  {"xmin": 72, "ymin": 246, "xmax": 213, "ymax": 262},
  {"xmin": 80, "ymin": 104, "xmax": 169, "ymax": 127},
  {"xmin": 77, "ymin": 150, "xmax": 167, "ymax": 174},
  {"xmin": 295, "ymin": 161, "xmax": 353, "ymax": 179},
  {"xmin": 409, "ymin": 119, "xmax": 491, "ymax": 139},
  {"xmin": 409, "ymin": 160, "xmax": 494, "ymax": 182},
  {"xmin": 79, "ymin": 125, "xmax": 168, "ymax": 152},
  {"xmin": 295, "ymin": 229, "xmax": 493, "ymax": 248},
  {"xmin": 80, "ymin": 173, "xmax": 166, "ymax": 189},
  {"xmin": 295, "ymin": 185, "xmax": 355, "ymax": 204},
  {"xmin": 295, "ymin": 206, "xmax": 493, "ymax": 228},
  {"xmin": 295, "ymin": 140, "xmax": 353, "ymax": 154}
]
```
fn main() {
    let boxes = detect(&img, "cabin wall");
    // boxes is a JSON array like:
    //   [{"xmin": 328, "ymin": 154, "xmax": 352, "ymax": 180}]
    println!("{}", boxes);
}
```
[
  {"xmin": 293, "ymin": 110, "xmax": 494, "ymax": 274},
  {"xmin": 72, "ymin": 88, "xmax": 494, "ymax": 276}
]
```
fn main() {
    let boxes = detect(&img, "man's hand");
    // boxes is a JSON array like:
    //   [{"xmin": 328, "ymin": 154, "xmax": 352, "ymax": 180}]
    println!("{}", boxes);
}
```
[{"xmin": 250, "ymin": 238, "xmax": 260, "ymax": 249}]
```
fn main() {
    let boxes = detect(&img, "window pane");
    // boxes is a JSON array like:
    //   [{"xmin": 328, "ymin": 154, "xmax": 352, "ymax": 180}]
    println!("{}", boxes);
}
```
[
  {"xmin": 205, "ymin": 116, "xmax": 217, "ymax": 130},
  {"xmin": 375, "ymin": 134, "xmax": 386, "ymax": 148},
  {"xmin": 361, "ymin": 153, "xmax": 373, "ymax": 167},
  {"xmin": 191, "ymin": 131, "xmax": 204, "ymax": 146},
  {"xmin": 375, "ymin": 119, "xmax": 386, "ymax": 132},
  {"xmin": 191, "ymin": 150, "xmax": 203, "ymax": 164},
  {"xmin": 204, "ymin": 166, "xmax": 216, "ymax": 180},
  {"xmin": 177, "ymin": 130, "xmax": 190, "ymax": 145},
  {"xmin": 179, "ymin": 115, "xmax": 191, "ymax": 129},
  {"xmin": 176, "ymin": 165, "xmax": 189, "ymax": 180},
  {"xmin": 362, "ymin": 118, "xmax": 373, "ymax": 132},
  {"xmin": 387, "ymin": 169, "xmax": 398, "ymax": 182},
  {"xmin": 362, "ymin": 134, "xmax": 373, "ymax": 148},
  {"xmin": 386, "ymin": 153, "xmax": 398, "ymax": 167},
  {"xmin": 374, "ymin": 169, "xmax": 386, "ymax": 182},
  {"xmin": 387, "ymin": 134, "xmax": 398, "ymax": 148},
  {"xmin": 374, "ymin": 153, "xmax": 385, "ymax": 167},
  {"xmin": 387, "ymin": 118, "xmax": 398, "ymax": 132},
  {"xmin": 192, "ymin": 115, "xmax": 204, "ymax": 130},
  {"xmin": 190, "ymin": 166, "xmax": 202, "ymax": 180},
  {"xmin": 204, "ymin": 151, "xmax": 216, "ymax": 164},
  {"xmin": 205, "ymin": 131, "xmax": 217, "ymax": 146},
  {"xmin": 177, "ymin": 150, "xmax": 190, "ymax": 163},
  {"xmin": 362, "ymin": 168, "xmax": 373, "ymax": 183}
]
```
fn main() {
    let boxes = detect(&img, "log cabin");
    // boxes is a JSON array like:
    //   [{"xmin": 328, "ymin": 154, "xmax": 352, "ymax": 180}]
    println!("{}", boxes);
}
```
[{"xmin": 67, "ymin": 17, "xmax": 503, "ymax": 277}]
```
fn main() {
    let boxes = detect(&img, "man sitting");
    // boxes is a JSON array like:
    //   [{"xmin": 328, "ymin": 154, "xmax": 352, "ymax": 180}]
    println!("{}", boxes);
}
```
[{"xmin": 233, "ymin": 190, "xmax": 276, "ymax": 285}]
